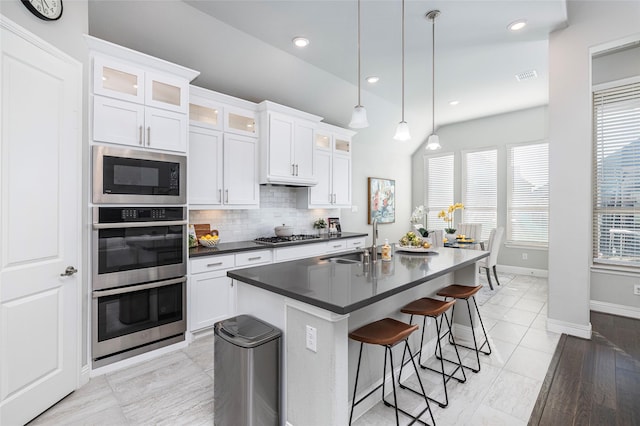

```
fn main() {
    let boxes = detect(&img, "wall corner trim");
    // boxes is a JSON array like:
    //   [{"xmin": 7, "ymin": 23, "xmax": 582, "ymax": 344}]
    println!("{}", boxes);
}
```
[
  {"xmin": 590, "ymin": 300, "xmax": 640, "ymax": 320},
  {"xmin": 547, "ymin": 317, "xmax": 592, "ymax": 339}
]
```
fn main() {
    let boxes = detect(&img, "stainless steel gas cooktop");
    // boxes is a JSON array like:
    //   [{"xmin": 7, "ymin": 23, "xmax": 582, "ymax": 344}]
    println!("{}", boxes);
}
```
[{"xmin": 254, "ymin": 234, "xmax": 320, "ymax": 246}]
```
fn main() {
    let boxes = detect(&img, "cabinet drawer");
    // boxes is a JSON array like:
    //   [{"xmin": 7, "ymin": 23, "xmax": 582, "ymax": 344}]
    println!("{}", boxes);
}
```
[
  {"xmin": 325, "ymin": 240, "xmax": 347, "ymax": 253},
  {"xmin": 190, "ymin": 254, "xmax": 235, "ymax": 274},
  {"xmin": 235, "ymin": 250, "xmax": 273, "ymax": 267},
  {"xmin": 347, "ymin": 238, "xmax": 366, "ymax": 249},
  {"xmin": 275, "ymin": 243, "xmax": 326, "ymax": 262}
]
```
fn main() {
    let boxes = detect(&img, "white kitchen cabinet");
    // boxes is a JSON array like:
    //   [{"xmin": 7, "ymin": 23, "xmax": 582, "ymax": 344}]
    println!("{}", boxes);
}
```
[
  {"xmin": 299, "ymin": 124, "xmax": 356, "ymax": 208},
  {"xmin": 189, "ymin": 269, "xmax": 236, "ymax": 331},
  {"xmin": 258, "ymin": 101, "xmax": 322, "ymax": 186},
  {"xmin": 87, "ymin": 36, "xmax": 199, "ymax": 153},
  {"xmin": 188, "ymin": 250, "xmax": 272, "ymax": 332},
  {"xmin": 224, "ymin": 106, "xmax": 257, "ymax": 137},
  {"xmin": 188, "ymin": 127, "xmax": 259, "ymax": 209}
]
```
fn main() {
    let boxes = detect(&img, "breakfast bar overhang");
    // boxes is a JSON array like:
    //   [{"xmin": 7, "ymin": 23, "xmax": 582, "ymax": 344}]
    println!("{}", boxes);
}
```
[{"xmin": 228, "ymin": 247, "xmax": 489, "ymax": 425}]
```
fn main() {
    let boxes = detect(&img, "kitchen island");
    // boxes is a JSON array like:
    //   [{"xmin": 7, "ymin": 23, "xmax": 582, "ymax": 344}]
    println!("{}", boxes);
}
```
[{"xmin": 228, "ymin": 247, "xmax": 488, "ymax": 425}]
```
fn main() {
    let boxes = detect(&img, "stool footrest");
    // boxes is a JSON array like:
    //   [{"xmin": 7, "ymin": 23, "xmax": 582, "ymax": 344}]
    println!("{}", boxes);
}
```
[{"xmin": 382, "ymin": 396, "xmax": 433, "ymax": 425}]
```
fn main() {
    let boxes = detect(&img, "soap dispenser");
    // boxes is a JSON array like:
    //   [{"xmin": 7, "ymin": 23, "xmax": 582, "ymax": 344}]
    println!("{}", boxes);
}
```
[{"xmin": 381, "ymin": 239, "xmax": 392, "ymax": 261}]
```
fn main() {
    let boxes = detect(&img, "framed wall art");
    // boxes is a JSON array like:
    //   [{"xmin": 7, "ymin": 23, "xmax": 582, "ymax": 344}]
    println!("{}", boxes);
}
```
[{"xmin": 367, "ymin": 177, "xmax": 395, "ymax": 224}]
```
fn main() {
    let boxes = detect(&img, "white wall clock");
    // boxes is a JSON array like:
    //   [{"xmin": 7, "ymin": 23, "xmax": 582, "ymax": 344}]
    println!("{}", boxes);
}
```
[{"xmin": 21, "ymin": 0, "xmax": 63, "ymax": 21}]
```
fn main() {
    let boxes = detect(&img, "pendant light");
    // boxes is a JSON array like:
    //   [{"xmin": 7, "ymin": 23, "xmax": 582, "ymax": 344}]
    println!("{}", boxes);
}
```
[
  {"xmin": 349, "ymin": 0, "xmax": 369, "ymax": 128},
  {"xmin": 393, "ymin": 0, "xmax": 411, "ymax": 141},
  {"xmin": 425, "ymin": 10, "xmax": 441, "ymax": 150}
]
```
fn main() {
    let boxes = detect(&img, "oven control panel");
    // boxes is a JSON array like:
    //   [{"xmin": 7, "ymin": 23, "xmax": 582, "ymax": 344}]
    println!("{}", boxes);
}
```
[{"xmin": 96, "ymin": 206, "xmax": 186, "ymax": 223}]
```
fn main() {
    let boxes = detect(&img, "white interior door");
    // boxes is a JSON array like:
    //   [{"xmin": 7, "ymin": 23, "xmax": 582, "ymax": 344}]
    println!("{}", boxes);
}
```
[{"xmin": 0, "ymin": 18, "xmax": 81, "ymax": 426}]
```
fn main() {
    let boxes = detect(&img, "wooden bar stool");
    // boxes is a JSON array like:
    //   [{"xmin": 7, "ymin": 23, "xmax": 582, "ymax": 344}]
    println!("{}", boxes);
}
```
[
  {"xmin": 348, "ymin": 317, "xmax": 435, "ymax": 426},
  {"xmin": 398, "ymin": 298, "xmax": 466, "ymax": 408},
  {"xmin": 436, "ymin": 285, "xmax": 492, "ymax": 373}
]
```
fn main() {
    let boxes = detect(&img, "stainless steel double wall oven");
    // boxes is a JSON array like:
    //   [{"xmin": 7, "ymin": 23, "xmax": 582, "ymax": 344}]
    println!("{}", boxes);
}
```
[{"xmin": 92, "ymin": 146, "xmax": 188, "ymax": 367}]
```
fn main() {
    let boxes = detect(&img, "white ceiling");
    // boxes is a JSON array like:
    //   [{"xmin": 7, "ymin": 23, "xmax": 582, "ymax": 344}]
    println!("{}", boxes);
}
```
[
  {"xmin": 88, "ymin": 0, "xmax": 567, "ymax": 153},
  {"xmin": 184, "ymin": 0, "xmax": 567, "ymax": 126}
]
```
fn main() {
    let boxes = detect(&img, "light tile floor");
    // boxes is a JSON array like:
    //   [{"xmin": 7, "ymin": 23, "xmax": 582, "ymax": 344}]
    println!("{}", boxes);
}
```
[
  {"xmin": 355, "ymin": 273, "xmax": 560, "ymax": 426},
  {"xmin": 29, "ymin": 273, "xmax": 558, "ymax": 426}
]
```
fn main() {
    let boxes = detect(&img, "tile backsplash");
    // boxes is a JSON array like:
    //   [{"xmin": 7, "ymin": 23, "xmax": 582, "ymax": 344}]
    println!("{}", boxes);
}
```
[{"xmin": 189, "ymin": 186, "xmax": 340, "ymax": 242}]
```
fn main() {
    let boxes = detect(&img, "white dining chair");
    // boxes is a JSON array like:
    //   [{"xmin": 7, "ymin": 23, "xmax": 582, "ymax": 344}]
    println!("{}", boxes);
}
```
[
  {"xmin": 458, "ymin": 223, "xmax": 482, "ymax": 249},
  {"xmin": 430, "ymin": 229, "xmax": 444, "ymax": 247},
  {"xmin": 478, "ymin": 227, "xmax": 504, "ymax": 290}
]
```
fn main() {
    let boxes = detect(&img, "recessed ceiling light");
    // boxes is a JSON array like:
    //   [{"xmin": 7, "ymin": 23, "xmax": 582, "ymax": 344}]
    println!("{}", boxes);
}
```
[
  {"xmin": 366, "ymin": 76, "xmax": 380, "ymax": 84},
  {"xmin": 508, "ymin": 20, "xmax": 527, "ymax": 31},
  {"xmin": 292, "ymin": 37, "xmax": 310, "ymax": 48},
  {"xmin": 449, "ymin": 100, "xmax": 460, "ymax": 106}
]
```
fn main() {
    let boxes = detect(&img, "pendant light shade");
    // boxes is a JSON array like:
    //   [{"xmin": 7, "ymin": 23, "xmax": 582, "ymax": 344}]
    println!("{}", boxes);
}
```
[
  {"xmin": 349, "ymin": 0, "xmax": 369, "ymax": 129},
  {"xmin": 394, "ymin": 121, "xmax": 411, "ymax": 141},
  {"xmin": 425, "ymin": 10, "xmax": 441, "ymax": 150},
  {"xmin": 393, "ymin": 0, "xmax": 410, "ymax": 141}
]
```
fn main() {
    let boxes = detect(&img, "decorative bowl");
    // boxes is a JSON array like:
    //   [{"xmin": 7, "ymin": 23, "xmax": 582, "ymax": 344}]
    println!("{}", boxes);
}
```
[{"xmin": 199, "ymin": 237, "xmax": 220, "ymax": 247}]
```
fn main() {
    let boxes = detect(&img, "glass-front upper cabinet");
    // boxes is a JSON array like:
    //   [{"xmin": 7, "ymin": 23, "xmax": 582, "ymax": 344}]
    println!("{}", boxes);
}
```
[
  {"xmin": 94, "ymin": 56, "xmax": 145, "ymax": 104},
  {"xmin": 189, "ymin": 95, "xmax": 223, "ymax": 131},
  {"xmin": 93, "ymin": 56, "xmax": 188, "ymax": 113},
  {"xmin": 224, "ymin": 106, "xmax": 257, "ymax": 137},
  {"xmin": 314, "ymin": 132, "xmax": 331, "ymax": 150},
  {"xmin": 334, "ymin": 136, "xmax": 351, "ymax": 155}
]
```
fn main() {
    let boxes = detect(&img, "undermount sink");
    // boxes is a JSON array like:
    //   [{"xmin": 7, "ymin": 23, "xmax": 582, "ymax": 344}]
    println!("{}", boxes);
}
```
[{"xmin": 321, "ymin": 251, "xmax": 363, "ymax": 264}]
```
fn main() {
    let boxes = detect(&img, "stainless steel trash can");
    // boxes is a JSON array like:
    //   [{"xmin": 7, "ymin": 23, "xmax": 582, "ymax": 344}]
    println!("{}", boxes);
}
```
[{"xmin": 214, "ymin": 315, "xmax": 281, "ymax": 426}]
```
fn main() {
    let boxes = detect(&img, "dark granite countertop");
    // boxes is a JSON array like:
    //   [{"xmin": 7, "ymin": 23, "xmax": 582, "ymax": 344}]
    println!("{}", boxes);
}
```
[
  {"xmin": 189, "ymin": 232, "xmax": 368, "ymax": 258},
  {"xmin": 228, "ymin": 247, "xmax": 489, "ymax": 314}
]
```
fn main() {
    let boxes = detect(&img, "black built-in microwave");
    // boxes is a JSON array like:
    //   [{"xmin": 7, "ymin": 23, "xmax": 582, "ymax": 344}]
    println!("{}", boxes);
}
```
[{"xmin": 93, "ymin": 145, "xmax": 186, "ymax": 204}]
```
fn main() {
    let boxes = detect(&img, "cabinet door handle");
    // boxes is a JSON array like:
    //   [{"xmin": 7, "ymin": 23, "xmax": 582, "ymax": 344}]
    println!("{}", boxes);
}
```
[
  {"xmin": 147, "ymin": 126, "xmax": 151, "ymax": 146},
  {"xmin": 328, "ymin": 194, "xmax": 332, "ymax": 203},
  {"xmin": 248, "ymin": 256, "xmax": 262, "ymax": 261},
  {"xmin": 295, "ymin": 164, "xmax": 299, "ymax": 176},
  {"xmin": 291, "ymin": 164, "xmax": 295, "ymax": 176},
  {"xmin": 225, "ymin": 189, "xmax": 229, "ymax": 203},
  {"xmin": 207, "ymin": 262, "xmax": 223, "ymax": 267},
  {"xmin": 218, "ymin": 189, "xmax": 222, "ymax": 203},
  {"xmin": 332, "ymin": 244, "xmax": 341, "ymax": 248}
]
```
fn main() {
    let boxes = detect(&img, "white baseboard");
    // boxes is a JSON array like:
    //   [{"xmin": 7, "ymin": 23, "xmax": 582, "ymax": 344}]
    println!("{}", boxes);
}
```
[
  {"xmin": 590, "ymin": 300, "xmax": 640, "ymax": 320},
  {"xmin": 79, "ymin": 364, "xmax": 91, "ymax": 387},
  {"xmin": 546, "ymin": 317, "xmax": 592, "ymax": 339},
  {"xmin": 496, "ymin": 264, "xmax": 548, "ymax": 277}
]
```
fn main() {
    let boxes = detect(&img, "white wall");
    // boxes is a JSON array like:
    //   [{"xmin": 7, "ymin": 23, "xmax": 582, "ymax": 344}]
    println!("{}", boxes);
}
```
[
  {"xmin": 547, "ymin": 0, "xmax": 640, "ymax": 337},
  {"xmin": 411, "ymin": 106, "xmax": 549, "ymax": 271}
]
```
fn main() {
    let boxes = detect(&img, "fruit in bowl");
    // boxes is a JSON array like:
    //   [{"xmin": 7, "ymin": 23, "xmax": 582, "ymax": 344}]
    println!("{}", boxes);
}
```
[
  {"xmin": 399, "ymin": 231, "xmax": 423, "ymax": 247},
  {"xmin": 199, "ymin": 234, "xmax": 220, "ymax": 247}
]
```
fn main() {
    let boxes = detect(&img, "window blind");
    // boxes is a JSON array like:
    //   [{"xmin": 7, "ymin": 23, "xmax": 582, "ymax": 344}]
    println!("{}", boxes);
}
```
[
  {"xmin": 593, "ymin": 81, "xmax": 640, "ymax": 266},
  {"xmin": 462, "ymin": 149, "xmax": 497, "ymax": 241},
  {"xmin": 425, "ymin": 154, "xmax": 454, "ymax": 229},
  {"xmin": 507, "ymin": 142, "xmax": 549, "ymax": 246}
]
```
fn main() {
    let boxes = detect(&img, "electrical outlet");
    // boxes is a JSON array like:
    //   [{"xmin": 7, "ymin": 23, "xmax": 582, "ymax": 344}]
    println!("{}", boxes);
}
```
[
  {"xmin": 306, "ymin": 325, "xmax": 317, "ymax": 352},
  {"xmin": 522, "ymin": 253, "xmax": 528, "ymax": 260},
  {"xmin": 634, "ymin": 284, "xmax": 640, "ymax": 296}
]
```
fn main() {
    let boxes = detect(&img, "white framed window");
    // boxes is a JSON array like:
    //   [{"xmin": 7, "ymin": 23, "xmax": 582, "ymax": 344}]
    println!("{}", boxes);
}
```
[
  {"xmin": 507, "ymin": 141, "xmax": 549, "ymax": 246},
  {"xmin": 424, "ymin": 153, "xmax": 454, "ymax": 230},
  {"xmin": 462, "ymin": 148, "xmax": 497, "ymax": 241},
  {"xmin": 593, "ymin": 79, "xmax": 640, "ymax": 267}
]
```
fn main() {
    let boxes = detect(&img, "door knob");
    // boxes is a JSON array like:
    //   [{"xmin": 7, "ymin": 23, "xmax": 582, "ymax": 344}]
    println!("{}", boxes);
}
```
[{"xmin": 60, "ymin": 266, "xmax": 78, "ymax": 277}]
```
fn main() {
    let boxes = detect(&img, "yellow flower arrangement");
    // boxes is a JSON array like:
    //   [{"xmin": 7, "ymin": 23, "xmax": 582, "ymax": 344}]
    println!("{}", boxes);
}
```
[{"xmin": 438, "ymin": 202, "xmax": 464, "ymax": 234}]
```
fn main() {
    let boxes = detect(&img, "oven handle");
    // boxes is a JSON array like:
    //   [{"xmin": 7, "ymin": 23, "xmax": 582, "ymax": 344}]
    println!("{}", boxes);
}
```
[
  {"xmin": 92, "ymin": 276, "xmax": 187, "ymax": 298},
  {"xmin": 93, "ymin": 220, "xmax": 188, "ymax": 229}
]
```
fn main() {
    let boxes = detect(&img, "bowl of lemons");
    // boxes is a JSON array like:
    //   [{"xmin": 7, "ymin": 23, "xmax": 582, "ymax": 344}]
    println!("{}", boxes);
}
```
[{"xmin": 199, "ymin": 234, "xmax": 220, "ymax": 247}]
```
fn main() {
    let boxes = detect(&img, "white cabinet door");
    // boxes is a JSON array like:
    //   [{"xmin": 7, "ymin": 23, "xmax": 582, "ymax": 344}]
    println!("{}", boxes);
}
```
[
  {"xmin": 224, "ymin": 106, "xmax": 257, "ymax": 137},
  {"xmin": 93, "ymin": 96, "xmax": 145, "ymax": 147},
  {"xmin": 309, "ymin": 149, "xmax": 332, "ymax": 205},
  {"xmin": 144, "ymin": 107, "xmax": 187, "ymax": 152},
  {"xmin": 333, "ymin": 154, "xmax": 351, "ymax": 207},
  {"xmin": 268, "ymin": 113, "xmax": 295, "ymax": 179},
  {"xmin": 93, "ymin": 56, "xmax": 144, "ymax": 104},
  {"xmin": 1, "ymin": 20, "xmax": 81, "ymax": 426},
  {"xmin": 189, "ymin": 95, "xmax": 223, "ymax": 131},
  {"xmin": 188, "ymin": 127, "xmax": 223, "ymax": 206},
  {"xmin": 224, "ymin": 134, "xmax": 259, "ymax": 206},
  {"xmin": 294, "ymin": 120, "xmax": 315, "ymax": 180},
  {"xmin": 189, "ymin": 271, "xmax": 236, "ymax": 331},
  {"xmin": 145, "ymin": 71, "xmax": 188, "ymax": 113}
]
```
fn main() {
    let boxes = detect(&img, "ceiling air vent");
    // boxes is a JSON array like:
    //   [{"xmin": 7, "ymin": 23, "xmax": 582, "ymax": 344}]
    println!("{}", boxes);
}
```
[{"xmin": 515, "ymin": 70, "xmax": 538, "ymax": 82}]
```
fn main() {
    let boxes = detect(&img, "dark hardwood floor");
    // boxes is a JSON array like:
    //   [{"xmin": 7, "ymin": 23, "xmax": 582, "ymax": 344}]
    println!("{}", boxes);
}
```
[{"xmin": 529, "ymin": 311, "xmax": 640, "ymax": 425}]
